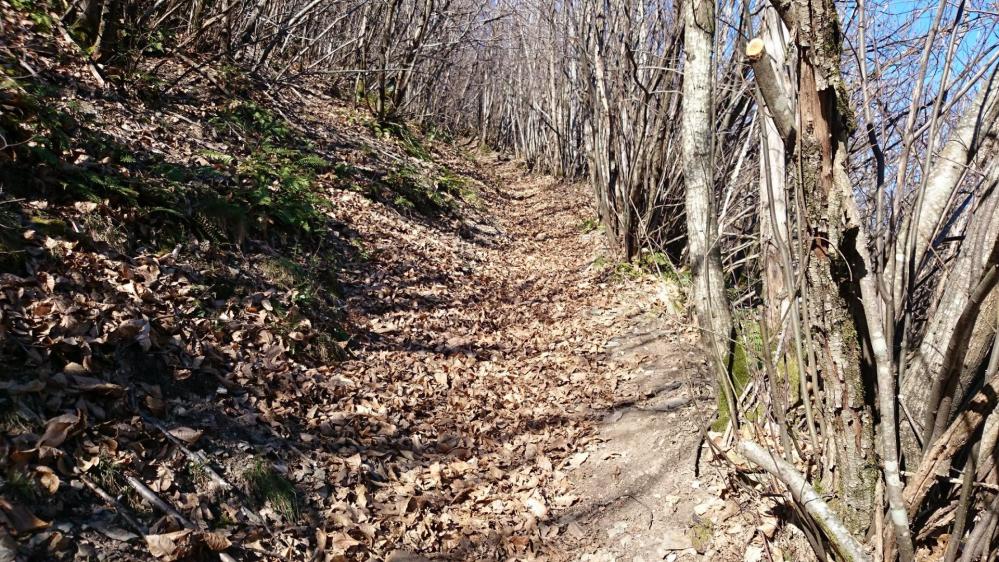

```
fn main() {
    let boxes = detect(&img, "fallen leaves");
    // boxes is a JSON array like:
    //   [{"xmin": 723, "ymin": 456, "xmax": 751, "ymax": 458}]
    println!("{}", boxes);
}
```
[
  {"xmin": 144, "ymin": 529, "xmax": 230, "ymax": 560},
  {"xmin": 565, "ymin": 451, "xmax": 589, "ymax": 470},
  {"xmin": 0, "ymin": 44, "xmax": 641, "ymax": 561},
  {"xmin": 166, "ymin": 426, "xmax": 203, "ymax": 445},
  {"xmin": 36, "ymin": 410, "xmax": 86, "ymax": 449},
  {"xmin": 0, "ymin": 500, "xmax": 49, "ymax": 535},
  {"xmin": 35, "ymin": 466, "xmax": 60, "ymax": 494}
]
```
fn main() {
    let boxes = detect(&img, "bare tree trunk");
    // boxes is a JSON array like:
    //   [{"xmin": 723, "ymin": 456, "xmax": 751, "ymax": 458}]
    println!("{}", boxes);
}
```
[
  {"xmin": 682, "ymin": 0, "xmax": 734, "ymax": 420},
  {"xmin": 899, "ymin": 86, "xmax": 999, "ymax": 464}
]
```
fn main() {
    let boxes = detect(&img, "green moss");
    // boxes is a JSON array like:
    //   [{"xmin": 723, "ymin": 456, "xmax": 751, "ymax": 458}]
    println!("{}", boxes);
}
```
[
  {"xmin": 813, "ymin": 477, "xmax": 826, "ymax": 495},
  {"xmin": 28, "ymin": 215, "xmax": 70, "ymax": 236},
  {"xmin": 778, "ymin": 352, "xmax": 802, "ymax": 403},
  {"xmin": 578, "ymin": 217, "xmax": 602, "ymax": 234},
  {"xmin": 690, "ymin": 518, "xmax": 713, "ymax": 552},
  {"xmin": 711, "ymin": 319, "xmax": 760, "ymax": 431},
  {"xmin": 244, "ymin": 460, "xmax": 298, "ymax": 521},
  {"xmin": 836, "ymin": 314, "xmax": 866, "ymax": 399}
]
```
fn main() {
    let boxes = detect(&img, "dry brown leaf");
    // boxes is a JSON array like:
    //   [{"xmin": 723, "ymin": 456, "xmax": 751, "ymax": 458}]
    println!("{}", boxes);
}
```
[
  {"xmin": 36, "ymin": 409, "xmax": 84, "ymax": 449},
  {"xmin": 144, "ymin": 530, "xmax": 192, "ymax": 560},
  {"xmin": 0, "ymin": 499, "xmax": 49, "ymax": 534},
  {"xmin": 566, "ymin": 451, "xmax": 589, "ymax": 469},
  {"xmin": 166, "ymin": 426, "xmax": 203, "ymax": 444},
  {"xmin": 386, "ymin": 549, "xmax": 431, "ymax": 562},
  {"xmin": 62, "ymin": 362, "xmax": 87, "ymax": 375},
  {"xmin": 328, "ymin": 532, "xmax": 361, "ymax": 554},
  {"xmin": 197, "ymin": 531, "xmax": 231, "ymax": 552},
  {"xmin": 35, "ymin": 466, "xmax": 60, "ymax": 494},
  {"xmin": 524, "ymin": 495, "xmax": 547, "ymax": 518}
]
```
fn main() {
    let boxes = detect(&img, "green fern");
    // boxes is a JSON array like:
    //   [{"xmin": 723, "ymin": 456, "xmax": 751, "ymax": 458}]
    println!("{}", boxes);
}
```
[
  {"xmin": 297, "ymin": 153, "xmax": 329, "ymax": 170},
  {"xmin": 199, "ymin": 149, "xmax": 236, "ymax": 166}
]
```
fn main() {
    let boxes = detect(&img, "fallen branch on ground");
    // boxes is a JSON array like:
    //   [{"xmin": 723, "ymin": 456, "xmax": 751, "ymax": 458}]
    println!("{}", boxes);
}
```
[{"xmin": 736, "ymin": 440, "xmax": 870, "ymax": 562}]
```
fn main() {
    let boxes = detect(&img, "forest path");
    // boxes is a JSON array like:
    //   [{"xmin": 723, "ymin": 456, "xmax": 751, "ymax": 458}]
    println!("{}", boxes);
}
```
[{"xmin": 332, "ymin": 153, "xmax": 725, "ymax": 559}]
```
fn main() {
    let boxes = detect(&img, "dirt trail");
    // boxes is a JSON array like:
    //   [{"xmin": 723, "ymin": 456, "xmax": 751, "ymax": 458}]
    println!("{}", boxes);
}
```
[{"xmin": 330, "ymin": 154, "xmax": 729, "ymax": 560}]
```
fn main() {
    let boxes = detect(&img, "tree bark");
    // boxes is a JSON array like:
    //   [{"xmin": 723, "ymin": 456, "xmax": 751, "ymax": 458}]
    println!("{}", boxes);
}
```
[
  {"xmin": 900, "ymin": 129, "xmax": 999, "ymax": 464},
  {"xmin": 757, "ymin": 0, "xmax": 891, "ymax": 544},
  {"xmin": 682, "ymin": 0, "xmax": 734, "ymax": 419}
]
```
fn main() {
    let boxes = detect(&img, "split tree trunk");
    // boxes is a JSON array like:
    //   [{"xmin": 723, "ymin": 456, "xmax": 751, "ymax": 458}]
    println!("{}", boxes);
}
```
[
  {"xmin": 753, "ymin": 8, "xmax": 791, "ymax": 343},
  {"xmin": 756, "ymin": 0, "xmax": 896, "ymax": 546}
]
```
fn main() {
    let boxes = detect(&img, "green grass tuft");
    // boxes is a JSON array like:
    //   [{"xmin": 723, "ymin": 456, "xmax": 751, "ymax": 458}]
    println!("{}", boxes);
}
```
[
  {"xmin": 244, "ymin": 460, "xmax": 298, "ymax": 521},
  {"xmin": 2, "ymin": 469, "xmax": 39, "ymax": 503},
  {"xmin": 578, "ymin": 217, "xmax": 602, "ymax": 234}
]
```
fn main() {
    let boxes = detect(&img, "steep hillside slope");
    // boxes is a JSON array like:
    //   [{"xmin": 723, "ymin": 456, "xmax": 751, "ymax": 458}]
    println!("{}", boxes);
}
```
[{"xmin": 0, "ymin": 4, "xmax": 508, "ymax": 558}]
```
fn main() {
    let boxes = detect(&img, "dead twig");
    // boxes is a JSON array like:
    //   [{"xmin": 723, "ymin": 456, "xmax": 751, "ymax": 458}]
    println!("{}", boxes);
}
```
[
  {"xmin": 125, "ymin": 475, "xmax": 196, "ymax": 529},
  {"xmin": 737, "ymin": 439, "xmax": 870, "ymax": 562},
  {"xmin": 141, "ymin": 414, "xmax": 235, "ymax": 492},
  {"xmin": 78, "ymin": 474, "xmax": 148, "ymax": 536}
]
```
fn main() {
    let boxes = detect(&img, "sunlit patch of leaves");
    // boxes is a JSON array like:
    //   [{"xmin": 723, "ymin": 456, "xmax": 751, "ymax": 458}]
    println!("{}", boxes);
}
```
[{"xmin": 0, "ymin": 27, "xmax": 621, "ymax": 561}]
